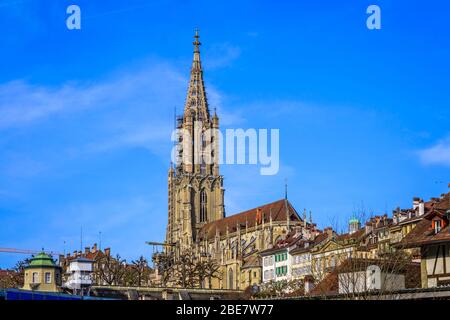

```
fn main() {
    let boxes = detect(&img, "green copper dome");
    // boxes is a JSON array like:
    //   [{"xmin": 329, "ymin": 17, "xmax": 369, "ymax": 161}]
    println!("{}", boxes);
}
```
[
  {"xmin": 26, "ymin": 252, "xmax": 57, "ymax": 268},
  {"xmin": 349, "ymin": 217, "xmax": 360, "ymax": 224}
]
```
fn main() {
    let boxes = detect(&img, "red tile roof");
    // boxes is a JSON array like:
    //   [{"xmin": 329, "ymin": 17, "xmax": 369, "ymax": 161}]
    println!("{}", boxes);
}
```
[
  {"xmin": 399, "ymin": 193, "xmax": 450, "ymax": 248},
  {"xmin": 259, "ymin": 229, "xmax": 305, "ymax": 255},
  {"xmin": 0, "ymin": 269, "xmax": 16, "ymax": 277},
  {"xmin": 400, "ymin": 211, "xmax": 450, "ymax": 248},
  {"xmin": 198, "ymin": 199, "xmax": 302, "ymax": 239},
  {"xmin": 335, "ymin": 228, "xmax": 366, "ymax": 242},
  {"xmin": 241, "ymin": 255, "xmax": 262, "ymax": 269},
  {"xmin": 290, "ymin": 233, "xmax": 328, "ymax": 255}
]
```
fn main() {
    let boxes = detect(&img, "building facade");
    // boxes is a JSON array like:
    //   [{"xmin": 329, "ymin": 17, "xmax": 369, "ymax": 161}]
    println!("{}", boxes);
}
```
[
  {"xmin": 23, "ymin": 252, "xmax": 62, "ymax": 293},
  {"xmin": 64, "ymin": 257, "xmax": 94, "ymax": 295},
  {"xmin": 163, "ymin": 32, "xmax": 318, "ymax": 290},
  {"xmin": 166, "ymin": 30, "xmax": 225, "ymax": 251},
  {"xmin": 401, "ymin": 192, "xmax": 450, "ymax": 288}
]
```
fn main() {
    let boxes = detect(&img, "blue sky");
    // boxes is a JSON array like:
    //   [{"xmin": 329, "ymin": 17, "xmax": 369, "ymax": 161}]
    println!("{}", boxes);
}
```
[{"xmin": 0, "ymin": 0, "xmax": 449, "ymax": 268}]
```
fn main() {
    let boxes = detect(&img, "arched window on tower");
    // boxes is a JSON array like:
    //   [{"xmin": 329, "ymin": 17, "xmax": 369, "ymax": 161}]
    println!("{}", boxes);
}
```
[{"xmin": 200, "ymin": 189, "xmax": 207, "ymax": 222}]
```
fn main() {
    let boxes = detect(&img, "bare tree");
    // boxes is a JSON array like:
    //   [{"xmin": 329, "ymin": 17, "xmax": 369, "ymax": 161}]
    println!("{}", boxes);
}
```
[
  {"xmin": 173, "ymin": 249, "xmax": 197, "ymax": 288},
  {"xmin": 95, "ymin": 254, "xmax": 127, "ymax": 286},
  {"xmin": 312, "ymin": 248, "xmax": 416, "ymax": 300},
  {"xmin": 152, "ymin": 250, "xmax": 175, "ymax": 287},
  {"xmin": 131, "ymin": 255, "xmax": 151, "ymax": 287},
  {"xmin": 203, "ymin": 257, "xmax": 222, "ymax": 289}
]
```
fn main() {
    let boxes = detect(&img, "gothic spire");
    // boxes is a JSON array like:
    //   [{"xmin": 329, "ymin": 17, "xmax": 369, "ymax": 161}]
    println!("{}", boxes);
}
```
[{"xmin": 184, "ymin": 29, "xmax": 210, "ymax": 120}]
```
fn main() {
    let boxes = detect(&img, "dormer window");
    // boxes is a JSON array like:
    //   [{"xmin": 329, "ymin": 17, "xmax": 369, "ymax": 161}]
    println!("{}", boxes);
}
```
[{"xmin": 434, "ymin": 220, "xmax": 442, "ymax": 234}]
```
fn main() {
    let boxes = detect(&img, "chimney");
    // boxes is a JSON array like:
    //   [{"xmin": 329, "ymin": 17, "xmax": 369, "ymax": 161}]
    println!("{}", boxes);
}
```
[
  {"xmin": 92, "ymin": 243, "xmax": 97, "ymax": 253},
  {"xmin": 365, "ymin": 222, "xmax": 372, "ymax": 235},
  {"xmin": 73, "ymin": 250, "xmax": 78, "ymax": 257},
  {"xmin": 419, "ymin": 200, "xmax": 425, "ymax": 216},
  {"xmin": 413, "ymin": 197, "xmax": 421, "ymax": 210},
  {"xmin": 104, "ymin": 248, "xmax": 111, "ymax": 256},
  {"xmin": 85, "ymin": 247, "xmax": 90, "ymax": 254},
  {"xmin": 324, "ymin": 227, "xmax": 333, "ymax": 239}
]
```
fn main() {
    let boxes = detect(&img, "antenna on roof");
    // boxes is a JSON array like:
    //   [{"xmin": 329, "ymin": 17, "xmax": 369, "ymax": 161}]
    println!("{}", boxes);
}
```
[
  {"xmin": 80, "ymin": 226, "xmax": 83, "ymax": 253},
  {"xmin": 284, "ymin": 178, "xmax": 288, "ymax": 200},
  {"xmin": 99, "ymin": 231, "xmax": 102, "ymax": 251}
]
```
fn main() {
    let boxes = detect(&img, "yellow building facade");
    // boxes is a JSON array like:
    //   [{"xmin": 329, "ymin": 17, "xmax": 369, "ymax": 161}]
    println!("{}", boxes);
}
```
[{"xmin": 23, "ymin": 252, "xmax": 62, "ymax": 292}]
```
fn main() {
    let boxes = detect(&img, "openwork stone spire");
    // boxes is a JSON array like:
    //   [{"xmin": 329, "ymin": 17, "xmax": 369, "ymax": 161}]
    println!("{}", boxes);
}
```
[
  {"xmin": 184, "ymin": 29, "xmax": 210, "ymax": 121},
  {"xmin": 166, "ymin": 31, "xmax": 224, "ymax": 251}
]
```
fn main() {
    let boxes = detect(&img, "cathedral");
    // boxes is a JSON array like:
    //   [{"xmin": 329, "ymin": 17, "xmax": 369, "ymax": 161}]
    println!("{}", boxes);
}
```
[{"xmin": 165, "ymin": 31, "xmax": 318, "ymax": 290}]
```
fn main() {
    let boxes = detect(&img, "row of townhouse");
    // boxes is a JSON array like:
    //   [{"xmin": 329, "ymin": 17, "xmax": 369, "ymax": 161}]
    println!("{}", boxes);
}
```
[{"xmin": 259, "ymin": 189, "xmax": 450, "ymax": 295}]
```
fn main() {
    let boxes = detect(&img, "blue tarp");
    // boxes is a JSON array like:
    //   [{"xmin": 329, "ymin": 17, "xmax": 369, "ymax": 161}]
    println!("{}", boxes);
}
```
[{"xmin": 3, "ymin": 289, "xmax": 114, "ymax": 300}]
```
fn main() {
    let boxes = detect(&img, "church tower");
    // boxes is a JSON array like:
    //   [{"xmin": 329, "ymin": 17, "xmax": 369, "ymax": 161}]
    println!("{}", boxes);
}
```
[{"xmin": 166, "ymin": 31, "xmax": 225, "ymax": 251}]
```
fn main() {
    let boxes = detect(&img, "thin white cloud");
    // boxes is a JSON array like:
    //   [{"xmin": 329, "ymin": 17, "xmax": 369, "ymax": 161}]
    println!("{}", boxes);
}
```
[
  {"xmin": 418, "ymin": 135, "xmax": 450, "ymax": 167},
  {"xmin": 0, "ymin": 80, "xmax": 118, "ymax": 129},
  {"xmin": 0, "ymin": 58, "xmax": 251, "ymax": 183},
  {"xmin": 0, "ymin": 62, "xmax": 187, "ymax": 130}
]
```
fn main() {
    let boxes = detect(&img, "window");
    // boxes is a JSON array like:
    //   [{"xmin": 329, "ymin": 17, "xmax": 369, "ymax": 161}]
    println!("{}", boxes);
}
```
[
  {"xmin": 200, "ymin": 189, "xmax": 207, "ymax": 222},
  {"xmin": 200, "ymin": 156, "xmax": 206, "ymax": 174},
  {"xmin": 275, "ymin": 252, "xmax": 287, "ymax": 262},
  {"xmin": 45, "ymin": 272, "xmax": 51, "ymax": 284},
  {"xmin": 275, "ymin": 266, "xmax": 288, "ymax": 276},
  {"xmin": 264, "ymin": 256, "xmax": 274, "ymax": 266},
  {"xmin": 265, "ymin": 269, "xmax": 274, "ymax": 280},
  {"xmin": 330, "ymin": 256, "xmax": 336, "ymax": 268},
  {"xmin": 32, "ymin": 272, "xmax": 39, "ymax": 283},
  {"xmin": 435, "ymin": 220, "xmax": 442, "ymax": 233}
]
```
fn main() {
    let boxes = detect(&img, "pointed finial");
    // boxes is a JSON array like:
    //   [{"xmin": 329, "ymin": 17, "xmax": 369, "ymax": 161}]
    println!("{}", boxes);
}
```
[
  {"xmin": 303, "ymin": 209, "xmax": 307, "ymax": 227},
  {"xmin": 284, "ymin": 178, "xmax": 288, "ymax": 200},
  {"xmin": 193, "ymin": 28, "xmax": 201, "ymax": 53}
]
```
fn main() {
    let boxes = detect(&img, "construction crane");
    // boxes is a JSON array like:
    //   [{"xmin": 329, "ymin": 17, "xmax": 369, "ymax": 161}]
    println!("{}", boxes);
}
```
[{"xmin": 0, "ymin": 247, "xmax": 61, "ymax": 256}]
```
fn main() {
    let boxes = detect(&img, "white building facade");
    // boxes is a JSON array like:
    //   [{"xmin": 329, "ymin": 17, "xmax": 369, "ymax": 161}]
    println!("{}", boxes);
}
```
[
  {"xmin": 65, "ymin": 257, "xmax": 94, "ymax": 294},
  {"xmin": 262, "ymin": 248, "xmax": 292, "ymax": 283},
  {"xmin": 338, "ymin": 264, "xmax": 405, "ymax": 294}
]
